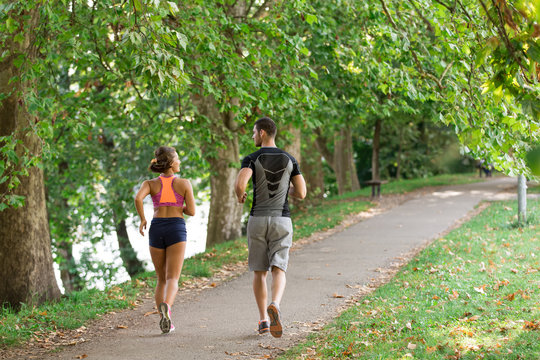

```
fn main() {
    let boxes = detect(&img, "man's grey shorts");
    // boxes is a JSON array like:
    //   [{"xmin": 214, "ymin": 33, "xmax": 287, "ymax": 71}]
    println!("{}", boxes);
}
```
[{"xmin": 247, "ymin": 216, "xmax": 293, "ymax": 272}]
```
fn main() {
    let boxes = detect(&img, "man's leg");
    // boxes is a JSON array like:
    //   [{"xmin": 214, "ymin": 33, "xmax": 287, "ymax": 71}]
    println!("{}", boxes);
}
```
[
  {"xmin": 271, "ymin": 266, "xmax": 286, "ymax": 306},
  {"xmin": 253, "ymin": 270, "xmax": 269, "ymax": 321}
]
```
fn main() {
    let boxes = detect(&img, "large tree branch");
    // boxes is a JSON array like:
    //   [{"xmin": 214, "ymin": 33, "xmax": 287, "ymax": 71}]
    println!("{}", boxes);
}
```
[
  {"xmin": 379, "ymin": 0, "xmax": 398, "ymax": 28},
  {"xmin": 432, "ymin": 0, "xmax": 455, "ymax": 13},
  {"xmin": 314, "ymin": 128, "xmax": 335, "ymax": 169}
]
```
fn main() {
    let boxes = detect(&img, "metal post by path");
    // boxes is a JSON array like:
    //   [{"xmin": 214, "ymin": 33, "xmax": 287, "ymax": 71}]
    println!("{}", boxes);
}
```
[{"xmin": 517, "ymin": 174, "xmax": 527, "ymax": 224}]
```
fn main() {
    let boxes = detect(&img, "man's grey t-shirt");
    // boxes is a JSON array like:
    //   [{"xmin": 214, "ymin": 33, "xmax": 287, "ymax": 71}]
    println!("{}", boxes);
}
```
[{"xmin": 241, "ymin": 147, "xmax": 301, "ymax": 217}]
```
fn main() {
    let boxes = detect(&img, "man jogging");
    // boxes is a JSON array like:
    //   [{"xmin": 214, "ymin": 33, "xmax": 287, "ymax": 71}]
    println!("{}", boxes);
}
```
[{"xmin": 234, "ymin": 117, "xmax": 307, "ymax": 338}]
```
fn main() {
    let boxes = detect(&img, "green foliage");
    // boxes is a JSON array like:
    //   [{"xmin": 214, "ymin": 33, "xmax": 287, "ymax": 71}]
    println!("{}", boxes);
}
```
[
  {"xmin": 526, "ymin": 144, "xmax": 540, "ymax": 175},
  {"xmin": 0, "ymin": 277, "xmax": 149, "ymax": 347},
  {"xmin": 0, "ymin": 173, "xmax": 484, "ymax": 349},
  {"xmin": 278, "ymin": 200, "xmax": 540, "ymax": 359}
]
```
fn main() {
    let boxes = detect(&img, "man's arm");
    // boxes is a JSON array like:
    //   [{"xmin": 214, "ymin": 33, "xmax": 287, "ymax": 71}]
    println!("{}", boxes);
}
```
[
  {"xmin": 289, "ymin": 174, "xmax": 307, "ymax": 199},
  {"xmin": 235, "ymin": 167, "xmax": 253, "ymax": 203}
]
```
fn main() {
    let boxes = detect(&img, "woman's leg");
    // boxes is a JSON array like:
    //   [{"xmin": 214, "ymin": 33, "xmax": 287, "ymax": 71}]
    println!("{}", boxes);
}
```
[
  {"xmin": 164, "ymin": 241, "xmax": 187, "ymax": 306},
  {"xmin": 149, "ymin": 246, "xmax": 166, "ymax": 307}
]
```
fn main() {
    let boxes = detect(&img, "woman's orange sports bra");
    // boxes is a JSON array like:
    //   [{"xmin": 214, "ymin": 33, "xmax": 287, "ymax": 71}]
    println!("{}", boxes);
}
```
[{"xmin": 151, "ymin": 176, "xmax": 184, "ymax": 208}]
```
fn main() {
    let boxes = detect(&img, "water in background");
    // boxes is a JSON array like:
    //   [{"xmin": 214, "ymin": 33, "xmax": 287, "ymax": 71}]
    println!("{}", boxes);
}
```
[{"xmin": 54, "ymin": 198, "xmax": 209, "ymax": 292}]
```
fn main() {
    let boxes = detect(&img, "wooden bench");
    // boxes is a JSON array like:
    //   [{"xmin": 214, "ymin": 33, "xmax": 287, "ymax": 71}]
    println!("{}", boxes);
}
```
[{"xmin": 364, "ymin": 180, "xmax": 388, "ymax": 198}]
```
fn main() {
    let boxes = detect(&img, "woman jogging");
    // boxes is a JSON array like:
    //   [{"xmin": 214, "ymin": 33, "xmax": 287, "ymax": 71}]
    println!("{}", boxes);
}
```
[{"xmin": 134, "ymin": 146, "xmax": 196, "ymax": 333}]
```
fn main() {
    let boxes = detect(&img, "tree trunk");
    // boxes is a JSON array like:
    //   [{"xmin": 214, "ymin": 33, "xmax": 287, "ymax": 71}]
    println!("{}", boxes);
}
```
[
  {"xmin": 0, "ymin": 4, "xmax": 61, "ymax": 307},
  {"xmin": 517, "ymin": 174, "xmax": 527, "ymax": 224},
  {"xmin": 371, "ymin": 118, "xmax": 382, "ymax": 181},
  {"xmin": 282, "ymin": 126, "xmax": 302, "ymax": 162},
  {"xmin": 282, "ymin": 126, "xmax": 302, "ymax": 207},
  {"xmin": 114, "ymin": 215, "xmax": 145, "ymax": 277},
  {"xmin": 206, "ymin": 143, "xmax": 243, "ymax": 246},
  {"xmin": 301, "ymin": 134, "xmax": 324, "ymax": 203},
  {"xmin": 396, "ymin": 127, "xmax": 403, "ymax": 180},
  {"xmin": 57, "ymin": 240, "xmax": 80, "ymax": 294},
  {"xmin": 192, "ymin": 94, "xmax": 243, "ymax": 247},
  {"xmin": 333, "ymin": 127, "xmax": 360, "ymax": 195},
  {"xmin": 99, "ymin": 133, "xmax": 145, "ymax": 277},
  {"xmin": 50, "ymin": 164, "xmax": 82, "ymax": 294}
]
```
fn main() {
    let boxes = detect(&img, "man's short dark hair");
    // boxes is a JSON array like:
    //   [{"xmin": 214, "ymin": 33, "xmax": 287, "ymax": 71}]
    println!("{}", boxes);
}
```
[{"xmin": 255, "ymin": 117, "xmax": 277, "ymax": 138}]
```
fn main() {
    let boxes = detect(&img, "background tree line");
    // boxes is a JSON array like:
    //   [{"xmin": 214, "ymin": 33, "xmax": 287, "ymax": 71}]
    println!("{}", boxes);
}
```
[{"xmin": 1, "ymin": 0, "xmax": 539, "ymax": 308}]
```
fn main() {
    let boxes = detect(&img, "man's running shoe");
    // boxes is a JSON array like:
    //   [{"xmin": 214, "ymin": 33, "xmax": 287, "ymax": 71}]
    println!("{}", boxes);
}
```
[
  {"xmin": 158, "ymin": 302, "xmax": 172, "ymax": 333},
  {"xmin": 258, "ymin": 320, "xmax": 270, "ymax": 334},
  {"xmin": 267, "ymin": 302, "xmax": 282, "ymax": 338}
]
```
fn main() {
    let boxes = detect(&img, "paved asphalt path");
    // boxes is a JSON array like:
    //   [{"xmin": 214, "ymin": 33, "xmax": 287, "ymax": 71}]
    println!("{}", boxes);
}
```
[{"xmin": 40, "ymin": 177, "xmax": 517, "ymax": 360}]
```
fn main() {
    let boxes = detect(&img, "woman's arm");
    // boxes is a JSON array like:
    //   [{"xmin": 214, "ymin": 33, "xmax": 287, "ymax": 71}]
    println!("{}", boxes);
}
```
[
  {"xmin": 134, "ymin": 180, "xmax": 151, "ymax": 235},
  {"xmin": 181, "ymin": 179, "xmax": 196, "ymax": 216}
]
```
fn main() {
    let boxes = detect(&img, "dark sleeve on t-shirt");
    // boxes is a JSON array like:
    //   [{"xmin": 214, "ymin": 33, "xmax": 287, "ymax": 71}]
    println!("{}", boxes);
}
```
[
  {"xmin": 290, "ymin": 156, "xmax": 301, "ymax": 177},
  {"xmin": 241, "ymin": 154, "xmax": 254, "ymax": 170}
]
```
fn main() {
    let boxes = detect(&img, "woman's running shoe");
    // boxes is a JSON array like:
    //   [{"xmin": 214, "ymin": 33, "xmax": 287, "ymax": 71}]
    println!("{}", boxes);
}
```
[{"xmin": 158, "ymin": 302, "xmax": 172, "ymax": 333}]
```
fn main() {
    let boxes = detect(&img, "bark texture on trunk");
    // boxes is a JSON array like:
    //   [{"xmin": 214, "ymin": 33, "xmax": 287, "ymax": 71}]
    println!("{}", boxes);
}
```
[
  {"xmin": 371, "ymin": 118, "xmax": 382, "ymax": 181},
  {"xmin": 396, "ymin": 127, "xmax": 403, "ymax": 180},
  {"xmin": 0, "ymin": 4, "xmax": 61, "ymax": 307},
  {"xmin": 57, "ymin": 241, "xmax": 80, "ymax": 294},
  {"xmin": 100, "ymin": 133, "xmax": 145, "ymax": 278},
  {"xmin": 282, "ymin": 126, "xmax": 302, "ymax": 207},
  {"xmin": 333, "ymin": 127, "xmax": 360, "ymax": 195},
  {"xmin": 301, "ymin": 134, "xmax": 324, "ymax": 202},
  {"xmin": 51, "ymin": 164, "xmax": 82, "ymax": 293},
  {"xmin": 315, "ymin": 126, "xmax": 360, "ymax": 195},
  {"xmin": 282, "ymin": 126, "xmax": 302, "ymax": 162},
  {"xmin": 192, "ymin": 94, "xmax": 243, "ymax": 247},
  {"xmin": 115, "ymin": 216, "xmax": 145, "ymax": 277}
]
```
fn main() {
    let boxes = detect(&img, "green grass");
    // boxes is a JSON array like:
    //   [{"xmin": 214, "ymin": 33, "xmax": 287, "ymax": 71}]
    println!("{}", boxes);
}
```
[
  {"xmin": 278, "ymin": 200, "xmax": 540, "ymax": 359},
  {"xmin": 292, "ymin": 200, "xmax": 372, "ymax": 239},
  {"xmin": 0, "ymin": 278, "xmax": 149, "ymax": 347},
  {"xmin": 0, "ymin": 173, "xmax": 484, "ymax": 349},
  {"xmin": 528, "ymin": 182, "xmax": 540, "ymax": 194},
  {"xmin": 331, "ymin": 173, "xmax": 482, "ymax": 201},
  {"xmin": 182, "ymin": 238, "xmax": 250, "ymax": 279}
]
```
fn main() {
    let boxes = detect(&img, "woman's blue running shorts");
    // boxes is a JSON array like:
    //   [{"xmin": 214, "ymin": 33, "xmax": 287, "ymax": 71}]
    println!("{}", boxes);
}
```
[{"xmin": 149, "ymin": 217, "xmax": 187, "ymax": 249}]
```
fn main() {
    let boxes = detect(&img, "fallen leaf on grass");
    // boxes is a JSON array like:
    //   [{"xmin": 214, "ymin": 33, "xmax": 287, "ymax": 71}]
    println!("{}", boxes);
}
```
[
  {"xmin": 493, "ymin": 279, "xmax": 510, "ymax": 291},
  {"xmin": 474, "ymin": 286, "xmax": 486, "ymax": 295},
  {"xmin": 523, "ymin": 320, "xmax": 540, "ymax": 330},
  {"xmin": 510, "ymin": 268, "xmax": 519, "ymax": 274},
  {"xmin": 479, "ymin": 262, "xmax": 486, "ymax": 272},
  {"xmin": 426, "ymin": 346, "xmax": 437, "ymax": 353},
  {"xmin": 432, "ymin": 295, "xmax": 440, "ymax": 300},
  {"xmin": 407, "ymin": 343, "xmax": 417, "ymax": 350},
  {"xmin": 505, "ymin": 292, "xmax": 516, "ymax": 301},
  {"xmin": 460, "ymin": 315, "xmax": 480, "ymax": 322},
  {"xmin": 449, "ymin": 290, "xmax": 459, "ymax": 300}
]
